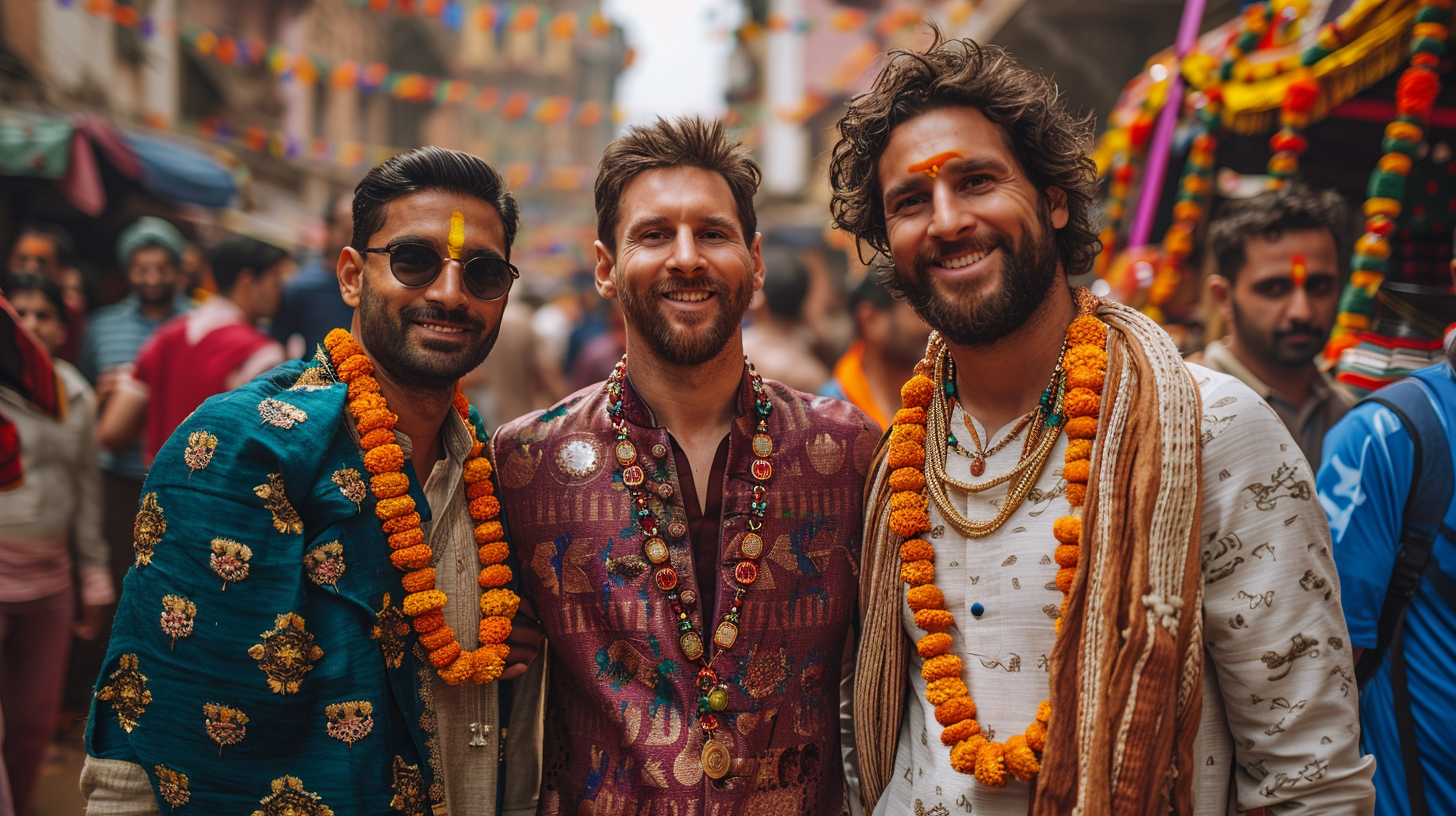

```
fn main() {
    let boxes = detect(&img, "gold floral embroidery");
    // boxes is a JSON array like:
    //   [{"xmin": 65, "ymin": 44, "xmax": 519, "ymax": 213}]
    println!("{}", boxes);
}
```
[
  {"xmin": 257, "ymin": 398, "xmax": 308, "ymax": 429},
  {"xmin": 183, "ymin": 431, "xmax": 217, "ymax": 476},
  {"xmin": 154, "ymin": 765, "xmax": 189, "ymax": 808},
  {"xmin": 304, "ymin": 542, "xmax": 345, "ymax": 590},
  {"xmin": 373, "ymin": 594, "xmax": 409, "ymax": 669},
  {"xmin": 249, "ymin": 613, "xmax": 324, "ymax": 694},
  {"xmin": 202, "ymin": 702, "xmax": 248, "ymax": 753},
  {"xmin": 389, "ymin": 756, "xmax": 427, "ymax": 816},
  {"xmin": 252, "ymin": 776, "xmax": 334, "ymax": 816},
  {"xmin": 160, "ymin": 595, "xmax": 197, "ymax": 649},
  {"xmin": 133, "ymin": 493, "xmax": 166, "ymax": 567},
  {"xmin": 413, "ymin": 649, "xmax": 445, "ymax": 803},
  {"xmin": 325, "ymin": 700, "xmax": 374, "ymax": 747},
  {"xmin": 331, "ymin": 468, "xmax": 367, "ymax": 513},
  {"xmin": 97, "ymin": 654, "xmax": 151, "ymax": 732},
  {"xmin": 289, "ymin": 366, "xmax": 336, "ymax": 391},
  {"xmin": 254, "ymin": 473, "xmax": 303, "ymax": 534},
  {"xmin": 210, "ymin": 539, "xmax": 253, "ymax": 589}
]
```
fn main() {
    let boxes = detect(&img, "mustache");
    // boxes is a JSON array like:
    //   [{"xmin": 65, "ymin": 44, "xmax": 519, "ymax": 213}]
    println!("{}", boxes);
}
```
[
  {"xmin": 1273, "ymin": 321, "xmax": 1326, "ymax": 342},
  {"xmin": 651, "ymin": 278, "xmax": 731, "ymax": 298},
  {"xmin": 917, "ymin": 236, "xmax": 999, "ymax": 265},
  {"xmin": 399, "ymin": 304, "xmax": 486, "ymax": 331}
]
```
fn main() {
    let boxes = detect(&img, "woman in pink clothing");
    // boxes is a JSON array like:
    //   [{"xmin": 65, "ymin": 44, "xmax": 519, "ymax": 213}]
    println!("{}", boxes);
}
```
[{"xmin": 0, "ymin": 274, "xmax": 114, "ymax": 815}]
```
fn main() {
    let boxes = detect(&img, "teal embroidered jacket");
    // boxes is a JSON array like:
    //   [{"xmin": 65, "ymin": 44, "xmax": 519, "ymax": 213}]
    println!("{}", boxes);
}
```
[{"xmin": 86, "ymin": 357, "xmax": 492, "ymax": 815}]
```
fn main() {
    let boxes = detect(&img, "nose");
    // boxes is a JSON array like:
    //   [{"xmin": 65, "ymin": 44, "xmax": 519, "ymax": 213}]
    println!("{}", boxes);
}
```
[
  {"xmin": 422, "ymin": 257, "xmax": 473, "ymax": 310},
  {"xmin": 927, "ymin": 183, "xmax": 975, "ymax": 243},
  {"xmin": 667, "ymin": 225, "xmax": 705, "ymax": 275},
  {"xmin": 1286, "ymin": 284, "xmax": 1313, "ymax": 322}
]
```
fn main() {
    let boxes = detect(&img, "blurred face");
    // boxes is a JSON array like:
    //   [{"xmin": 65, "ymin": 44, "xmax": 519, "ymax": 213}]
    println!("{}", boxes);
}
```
[
  {"xmin": 1216, "ymin": 229, "xmax": 1340, "ymax": 368},
  {"xmin": 863, "ymin": 300, "xmax": 933, "ymax": 367},
  {"xmin": 237, "ymin": 260, "xmax": 290, "ymax": 322},
  {"xmin": 877, "ymin": 106, "xmax": 1068, "ymax": 347},
  {"xmin": 9, "ymin": 235, "xmax": 59, "ymax": 278},
  {"xmin": 10, "ymin": 290, "xmax": 66, "ymax": 355},
  {"xmin": 127, "ymin": 245, "xmax": 182, "ymax": 306},
  {"xmin": 339, "ymin": 189, "xmax": 508, "ymax": 391},
  {"xmin": 595, "ymin": 165, "xmax": 764, "ymax": 367}
]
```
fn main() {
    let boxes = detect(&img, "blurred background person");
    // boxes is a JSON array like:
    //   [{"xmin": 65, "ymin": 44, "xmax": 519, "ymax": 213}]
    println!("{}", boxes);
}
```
[
  {"xmin": 821, "ymin": 272, "xmax": 931, "ymax": 432},
  {"xmin": 570, "ymin": 300, "xmax": 626, "ymax": 391},
  {"xmin": 98, "ymin": 234, "xmax": 288, "ymax": 468},
  {"xmin": 270, "ymin": 192, "xmax": 356, "ymax": 359},
  {"xmin": 7, "ymin": 223, "xmax": 86, "ymax": 363},
  {"xmin": 742, "ymin": 243, "xmax": 830, "ymax": 393},
  {"xmin": 0, "ymin": 274, "xmax": 112, "ymax": 816},
  {"xmin": 459, "ymin": 294, "xmax": 559, "ymax": 429},
  {"xmin": 1194, "ymin": 183, "xmax": 1354, "ymax": 465}
]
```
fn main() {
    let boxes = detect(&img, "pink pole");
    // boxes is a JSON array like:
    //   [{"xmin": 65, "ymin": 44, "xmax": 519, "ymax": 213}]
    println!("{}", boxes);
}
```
[{"xmin": 1128, "ymin": 0, "xmax": 1210, "ymax": 248}]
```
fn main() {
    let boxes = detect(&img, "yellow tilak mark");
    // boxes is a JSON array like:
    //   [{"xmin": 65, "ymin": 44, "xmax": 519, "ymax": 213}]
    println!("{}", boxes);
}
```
[{"xmin": 447, "ymin": 211, "xmax": 464, "ymax": 260}]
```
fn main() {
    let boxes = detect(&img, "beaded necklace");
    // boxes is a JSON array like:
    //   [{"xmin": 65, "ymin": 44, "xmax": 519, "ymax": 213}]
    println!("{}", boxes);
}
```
[{"xmin": 605, "ymin": 355, "xmax": 774, "ymax": 780}]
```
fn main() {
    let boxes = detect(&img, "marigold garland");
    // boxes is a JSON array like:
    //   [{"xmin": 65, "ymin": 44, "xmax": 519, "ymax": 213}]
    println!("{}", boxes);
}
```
[
  {"xmin": 894, "ymin": 304, "xmax": 1109, "ymax": 786},
  {"xmin": 324, "ymin": 328, "xmax": 518, "ymax": 685}
]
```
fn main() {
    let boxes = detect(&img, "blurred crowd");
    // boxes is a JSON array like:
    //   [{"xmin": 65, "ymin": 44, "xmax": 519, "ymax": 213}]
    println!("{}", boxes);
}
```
[{"xmin": 0, "ymin": 165, "xmax": 1452, "ymax": 814}]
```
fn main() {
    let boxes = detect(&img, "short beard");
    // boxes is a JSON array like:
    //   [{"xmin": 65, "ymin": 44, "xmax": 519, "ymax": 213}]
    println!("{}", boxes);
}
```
[
  {"xmin": 889, "ymin": 205, "xmax": 1060, "ymax": 348},
  {"xmin": 1230, "ymin": 300, "xmax": 1326, "ymax": 368},
  {"xmin": 357, "ymin": 276, "xmax": 500, "ymax": 391},
  {"xmin": 615, "ymin": 273, "xmax": 753, "ymax": 366}
]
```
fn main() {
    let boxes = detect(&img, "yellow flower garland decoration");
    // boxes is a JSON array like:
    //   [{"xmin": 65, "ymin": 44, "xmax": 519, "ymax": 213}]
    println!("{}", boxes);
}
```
[
  {"xmin": 892, "ymin": 308, "xmax": 1108, "ymax": 786},
  {"xmin": 325, "ymin": 328, "xmax": 518, "ymax": 685}
]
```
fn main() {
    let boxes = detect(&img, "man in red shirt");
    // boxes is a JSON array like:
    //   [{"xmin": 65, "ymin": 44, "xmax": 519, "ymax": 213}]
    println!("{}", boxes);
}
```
[{"xmin": 98, "ymin": 234, "xmax": 290, "ymax": 468}]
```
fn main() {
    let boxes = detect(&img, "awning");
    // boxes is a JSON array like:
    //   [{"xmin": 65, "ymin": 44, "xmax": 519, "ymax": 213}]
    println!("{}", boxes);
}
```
[{"xmin": 123, "ymin": 131, "xmax": 237, "ymax": 209}]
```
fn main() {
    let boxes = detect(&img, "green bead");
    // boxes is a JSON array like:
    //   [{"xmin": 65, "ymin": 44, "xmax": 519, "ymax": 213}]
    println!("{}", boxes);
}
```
[
  {"xmin": 1351, "ymin": 253, "xmax": 1387, "ymax": 274},
  {"xmin": 1416, "ymin": 5, "xmax": 1448, "ymax": 23},
  {"xmin": 1414, "ymin": 36, "xmax": 1448, "ymax": 57},
  {"xmin": 947, "ymin": 433, "xmax": 957, "ymax": 446},
  {"xmin": 1049, "ymin": 414, "xmax": 1064, "ymax": 426},
  {"xmin": 1368, "ymin": 171, "xmax": 1407, "ymax": 202},
  {"xmin": 707, "ymin": 688, "xmax": 729, "ymax": 711},
  {"xmin": 1381, "ymin": 136, "xmax": 1419, "ymax": 157}
]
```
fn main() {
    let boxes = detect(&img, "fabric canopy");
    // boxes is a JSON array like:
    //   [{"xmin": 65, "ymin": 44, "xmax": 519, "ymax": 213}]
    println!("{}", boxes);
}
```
[{"xmin": 122, "ymin": 131, "xmax": 237, "ymax": 208}]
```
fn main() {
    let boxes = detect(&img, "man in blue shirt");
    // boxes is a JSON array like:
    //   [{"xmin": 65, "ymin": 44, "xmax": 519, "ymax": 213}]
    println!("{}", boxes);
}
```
[
  {"xmin": 1317, "ymin": 352, "xmax": 1456, "ymax": 815},
  {"xmin": 269, "ymin": 193, "xmax": 356, "ymax": 359}
]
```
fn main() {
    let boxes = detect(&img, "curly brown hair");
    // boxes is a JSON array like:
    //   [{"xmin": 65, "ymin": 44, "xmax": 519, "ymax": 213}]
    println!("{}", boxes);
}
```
[{"xmin": 828, "ymin": 31, "xmax": 1101, "ymax": 277}]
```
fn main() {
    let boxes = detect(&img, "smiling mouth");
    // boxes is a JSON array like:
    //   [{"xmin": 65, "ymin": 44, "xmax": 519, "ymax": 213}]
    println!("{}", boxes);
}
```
[
  {"xmin": 663, "ymin": 290, "xmax": 714, "ymax": 303},
  {"xmin": 937, "ymin": 248, "xmax": 994, "ymax": 269},
  {"xmin": 416, "ymin": 321, "xmax": 469, "ymax": 334}
]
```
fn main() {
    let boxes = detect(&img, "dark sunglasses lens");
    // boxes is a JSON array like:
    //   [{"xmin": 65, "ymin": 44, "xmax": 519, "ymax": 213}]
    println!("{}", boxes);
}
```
[
  {"xmin": 388, "ymin": 245, "xmax": 442, "ymax": 286},
  {"xmin": 462, "ymin": 257, "xmax": 515, "ymax": 300}
]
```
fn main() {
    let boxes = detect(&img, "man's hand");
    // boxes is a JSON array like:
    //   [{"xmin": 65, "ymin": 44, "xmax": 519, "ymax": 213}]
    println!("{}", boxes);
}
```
[
  {"xmin": 75, "ymin": 603, "xmax": 110, "ymax": 640},
  {"xmin": 500, "ymin": 593, "xmax": 544, "ymax": 681}
]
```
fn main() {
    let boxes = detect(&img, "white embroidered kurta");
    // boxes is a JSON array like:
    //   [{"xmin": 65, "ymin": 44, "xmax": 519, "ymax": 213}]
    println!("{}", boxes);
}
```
[{"xmin": 873, "ymin": 364, "xmax": 1375, "ymax": 816}]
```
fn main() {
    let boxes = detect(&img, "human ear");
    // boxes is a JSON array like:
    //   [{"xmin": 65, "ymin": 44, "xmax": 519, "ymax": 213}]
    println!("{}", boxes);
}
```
[
  {"xmin": 1045, "ymin": 187, "xmax": 1070, "ymax": 230},
  {"xmin": 1208, "ymin": 274, "xmax": 1235, "ymax": 324},
  {"xmin": 594, "ymin": 240, "xmax": 617, "ymax": 299},
  {"xmin": 338, "ymin": 247, "xmax": 364, "ymax": 308}
]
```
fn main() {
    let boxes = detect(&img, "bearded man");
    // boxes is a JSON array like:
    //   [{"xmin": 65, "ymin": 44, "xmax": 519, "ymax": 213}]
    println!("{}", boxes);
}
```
[
  {"xmin": 830, "ymin": 37, "xmax": 1375, "ymax": 816},
  {"xmin": 81, "ymin": 147, "xmax": 542, "ymax": 815},
  {"xmin": 492, "ymin": 117, "xmax": 878, "ymax": 814}
]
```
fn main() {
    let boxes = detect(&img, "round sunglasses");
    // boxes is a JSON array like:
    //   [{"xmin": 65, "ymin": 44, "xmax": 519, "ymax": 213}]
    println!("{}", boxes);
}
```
[{"xmin": 360, "ymin": 241, "xmax": 519, "ymax": 301}]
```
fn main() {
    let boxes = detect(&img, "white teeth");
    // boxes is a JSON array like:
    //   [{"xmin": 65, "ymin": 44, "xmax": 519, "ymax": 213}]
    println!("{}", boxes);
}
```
[
  {"xmin": 941, "ymin": 249, "xmax": 989, "ymax": 269},
  {"xmin": 665, "ymin": 291, "xmax": 712, "ymax": 302},
  {"xmin": 420, "ymin": 323, "xmax": 466, "ymax": 333}
]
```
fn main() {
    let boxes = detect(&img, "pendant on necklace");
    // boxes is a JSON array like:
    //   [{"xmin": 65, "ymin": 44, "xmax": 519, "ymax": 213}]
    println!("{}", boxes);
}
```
[
  {"xmin": 701, "ymin": 738, "xmax": 731, "ymax": 780},
  {"xmin": 971, "ymin": 456, "xmax": 986, "ymax": 477},
  {"xmin": 468, "ymin": 722, "xmax": 490, "ymax": 747},
  {"xmin": 680, "ymin": 630, "xmax": 705, "ymax": 661}
]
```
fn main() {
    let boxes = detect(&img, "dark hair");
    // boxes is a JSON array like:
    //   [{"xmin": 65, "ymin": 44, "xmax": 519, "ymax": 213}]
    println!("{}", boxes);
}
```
[
  {"xmin": 15, "ymin": 223, "xmax": 76, "ymax": 268},
  {"xmin": 2, "ymin": 273, "xmax": 68, "ymax": 324},
  {"xmin": 760, "ymin": 245, "xmax": 810, "ymax": 321},
  {"xmin": 849, "ymin": 269, "xmax": 899, "ymax": 313},
  {"xmin": 351, "ymin": 146, "xmax": 520, "ymax": 259},
  {"xmin": 208, "ymin": 235, "xmax": 290, "ymax": 293},
  {"xmin": 594, "ymin": 117, "xmax": 761, "ymax": 253},
  {"xmin": 828, "ymin": 30, "xmax": 1101, "ymax": 277},
  {"xmin": 1209, "ymin": 182, "xmax": 1349, "ymax": 282}
]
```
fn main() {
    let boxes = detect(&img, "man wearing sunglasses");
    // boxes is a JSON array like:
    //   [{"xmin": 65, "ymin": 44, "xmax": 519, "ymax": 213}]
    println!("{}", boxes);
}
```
[
  {"xmin": 492, "ymin": 117, "xmax": 877, "ymax": 812},
  {"xmin": 81, "ymin": 146, "xmax": 543, "ymax": 816}
]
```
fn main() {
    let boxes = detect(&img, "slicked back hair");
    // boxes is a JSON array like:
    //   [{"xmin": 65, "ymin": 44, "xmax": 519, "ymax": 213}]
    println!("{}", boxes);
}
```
[
  {"xmin": 1209, "ymin": 183, "xmax": 1349, "ymax": 283},
  {"xmin": 352, "ymin": 146, "xmax": 520, "ymax": 259},
  {"xmin": 594, "ymin": 117, "xmax": 761, "ymax": 253},
  {"xmin": 828, "ymin": 29, "xmax": 1101, "ymax": 277}
]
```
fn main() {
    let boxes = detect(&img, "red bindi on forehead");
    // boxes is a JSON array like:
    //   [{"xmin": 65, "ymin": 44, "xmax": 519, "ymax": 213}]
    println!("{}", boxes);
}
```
[
  {"xmin": 907, "ymin": 151, "xmax": 963, "ymax": 179},
  {"xmin": 1291, "ymin": 254, "xmax": 1307, "ymax": 286}
]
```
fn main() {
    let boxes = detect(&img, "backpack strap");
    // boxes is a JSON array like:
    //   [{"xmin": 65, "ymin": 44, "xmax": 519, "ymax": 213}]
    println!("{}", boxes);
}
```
[{"xmin": 1356, "ymin": 376, "xmax": 1453, "ymax": 816}]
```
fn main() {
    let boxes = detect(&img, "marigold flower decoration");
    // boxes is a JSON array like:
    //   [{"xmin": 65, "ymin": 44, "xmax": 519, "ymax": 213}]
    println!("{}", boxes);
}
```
[
  {"xmin": 324, "ymin": 328, "xmax": 517, "ymax": 685},
  {"xmin": 894, "ymin": 310, "xmax": 1107, "ymax": 787}
]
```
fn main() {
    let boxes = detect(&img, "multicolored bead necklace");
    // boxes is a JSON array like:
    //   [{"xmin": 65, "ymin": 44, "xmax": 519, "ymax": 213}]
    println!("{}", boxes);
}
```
[{"xmin": 605, "ymin": 355, "xmax": 775, "ymax": 780}]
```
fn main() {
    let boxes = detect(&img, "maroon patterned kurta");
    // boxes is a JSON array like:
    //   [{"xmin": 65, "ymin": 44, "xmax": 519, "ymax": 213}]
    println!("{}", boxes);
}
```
[{"xmin": 493, "ymin": 368, "xmax": 878, "ymax": 816}]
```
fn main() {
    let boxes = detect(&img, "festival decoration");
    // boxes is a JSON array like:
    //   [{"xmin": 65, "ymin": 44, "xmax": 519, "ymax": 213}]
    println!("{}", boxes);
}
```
[{"xmin": 325, "ymin": 329, "xmax": 517, "ymax": 686}]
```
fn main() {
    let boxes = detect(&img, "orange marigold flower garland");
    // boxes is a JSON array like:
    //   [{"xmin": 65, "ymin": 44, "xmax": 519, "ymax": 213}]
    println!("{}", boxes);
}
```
[
  {"xmin": 895, "ymin": 309, "xmax": 1108, "ymax": 786},
  {"xmin": 324, "ymin": 328, "xmax": 518, "ymax": 685}
]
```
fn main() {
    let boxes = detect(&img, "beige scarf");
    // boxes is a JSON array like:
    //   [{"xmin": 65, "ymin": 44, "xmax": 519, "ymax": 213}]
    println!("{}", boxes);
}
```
[{"xmin": 854, "ymin": 298, "xmax": 1205, "ymax": 815}]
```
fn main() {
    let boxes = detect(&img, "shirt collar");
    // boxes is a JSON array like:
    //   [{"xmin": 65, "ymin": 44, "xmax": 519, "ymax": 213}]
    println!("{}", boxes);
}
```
[
  {"xmin": 616, "ymin": 361, "xmax": 755, "ymax": 429},
  {"xmin": 1203, "ymin": 337, "xmax": 1336, "ymax": 406}
]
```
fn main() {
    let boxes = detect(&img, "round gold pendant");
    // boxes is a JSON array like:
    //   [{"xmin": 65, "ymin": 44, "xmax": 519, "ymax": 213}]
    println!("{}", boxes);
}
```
[
  {"xmin": 701, "ymin": 738, "xmax": 731, "ymax": 780},
  {"xmin": 751, "ymin": 433, "xmax": 773, "ymax": 458}
]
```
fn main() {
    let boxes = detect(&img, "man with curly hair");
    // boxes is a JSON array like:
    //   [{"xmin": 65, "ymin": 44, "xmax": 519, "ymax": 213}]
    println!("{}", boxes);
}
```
[{"xmin": 832, "ymin": 33, "xmax": 1374, "ymax": 816}]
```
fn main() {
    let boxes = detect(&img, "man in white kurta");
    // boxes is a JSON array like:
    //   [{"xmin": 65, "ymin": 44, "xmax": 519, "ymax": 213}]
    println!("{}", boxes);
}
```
[{"xmin": 873, "ymin": 366, "xmax": 1374, "ymax": 815}]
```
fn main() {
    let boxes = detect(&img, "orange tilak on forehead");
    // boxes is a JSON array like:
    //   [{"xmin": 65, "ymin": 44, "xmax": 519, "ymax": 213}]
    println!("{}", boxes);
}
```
[
  {"xmin": 1291, "ymin": 254, "xmax": 1307, "ymax": 286},
  {"xmin": 448, "ymin": 211, "xmax": 465, "ymax": 260},
  {"xmin": 907, "ymin": 151, "xmax": 963, "ymax": 179}
]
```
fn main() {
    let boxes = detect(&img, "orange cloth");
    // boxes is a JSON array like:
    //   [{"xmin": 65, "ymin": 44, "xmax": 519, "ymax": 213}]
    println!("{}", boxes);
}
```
[{"xmin": 831, "ymin": 340, "xmax": 890, "ymax": 430}]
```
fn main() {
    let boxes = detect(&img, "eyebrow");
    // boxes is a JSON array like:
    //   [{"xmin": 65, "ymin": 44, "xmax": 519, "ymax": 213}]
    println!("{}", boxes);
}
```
[
  {"xmin": 387, "ymin": 234, "xmax": 504, "ymax": 260},
  {"xmin": 624, "ymin": 214, "xmax": 742, "ymax": 236},
  {"xmin": 882, "ymin": 156, "xmax": 1013, "ymax": 206}
]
